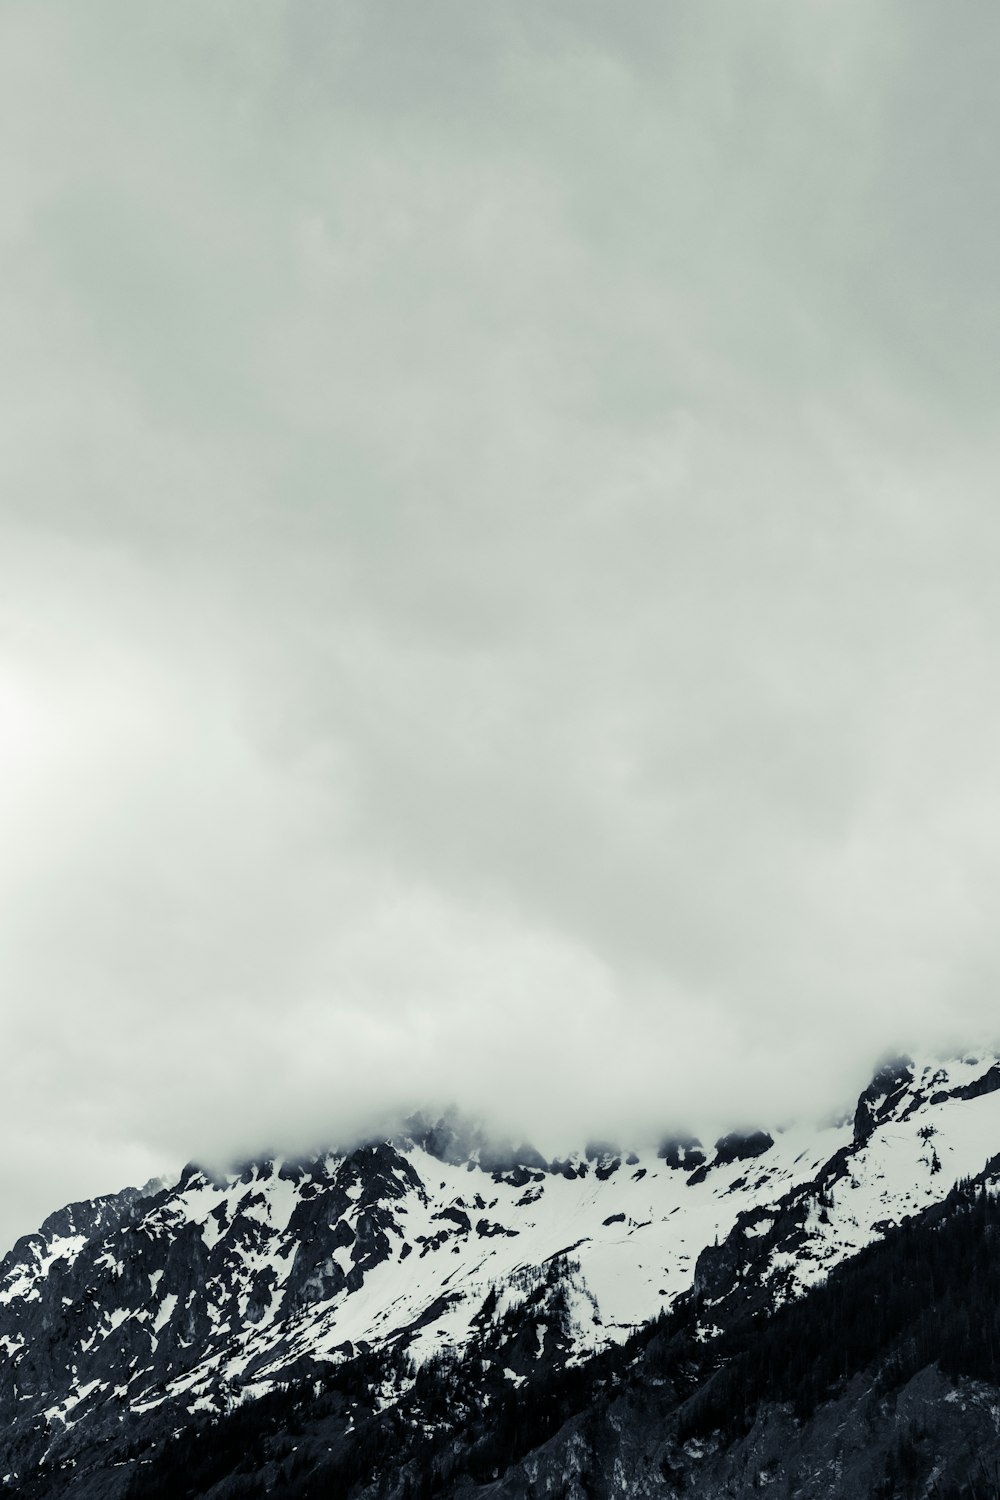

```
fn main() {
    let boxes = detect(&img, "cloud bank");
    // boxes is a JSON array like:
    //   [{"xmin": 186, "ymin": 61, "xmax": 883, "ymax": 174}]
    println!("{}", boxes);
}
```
[{"xmin": 2, "ymin": 1, "xmax": 1000, "ymax": 1246}]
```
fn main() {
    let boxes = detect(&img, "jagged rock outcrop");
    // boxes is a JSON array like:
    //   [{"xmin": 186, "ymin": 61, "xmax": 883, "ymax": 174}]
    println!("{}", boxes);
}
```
[{"xmin": 852, "ymin": 1056, "xmax": 914, "ymax": 1144}]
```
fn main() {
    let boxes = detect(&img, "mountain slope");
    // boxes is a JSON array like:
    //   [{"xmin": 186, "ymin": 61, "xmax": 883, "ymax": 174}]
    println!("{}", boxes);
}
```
[
  {"xmin": 4, "ymin": 1051, "xmax": 1000, "ymax": 1495},
  {"xmin": 98, "ymin": 1167, "xmax": 1000, "ymax": 1500},
  {"xmin": 476, "ymin": 1167, "xmax": 1000, "ymax": 1500}
]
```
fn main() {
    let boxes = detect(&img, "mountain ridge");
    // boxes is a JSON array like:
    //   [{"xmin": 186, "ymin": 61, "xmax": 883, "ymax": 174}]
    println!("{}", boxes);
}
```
[{"xmin": 5, "ymin": 1049, "xmax": 1000, "ymax": 1495}]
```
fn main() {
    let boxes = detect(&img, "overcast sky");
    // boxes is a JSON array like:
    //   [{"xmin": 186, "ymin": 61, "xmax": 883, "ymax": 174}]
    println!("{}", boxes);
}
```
[{"xmin": 2, "ymin": 1, "xmax": 1000, "ymax": 1249}]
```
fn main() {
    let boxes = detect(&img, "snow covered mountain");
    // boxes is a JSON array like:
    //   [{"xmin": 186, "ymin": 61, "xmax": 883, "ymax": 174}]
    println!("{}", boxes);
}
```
[{"xmin": 4, "ymin": 1051, "xmax": 1000, "ymax": 1495}]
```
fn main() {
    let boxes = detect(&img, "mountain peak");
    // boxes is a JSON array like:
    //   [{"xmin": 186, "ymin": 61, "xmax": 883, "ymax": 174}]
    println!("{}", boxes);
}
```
[{"xmin": 5, "ymin": 1048, "xmax": 1000, "ymax": 1492}]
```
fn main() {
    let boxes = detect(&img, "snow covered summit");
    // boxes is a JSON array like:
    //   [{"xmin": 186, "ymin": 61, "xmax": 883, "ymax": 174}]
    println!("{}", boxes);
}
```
[{"xmin": 3, "ymin": 1051, "xmax": 1000, "ymax": 1490}]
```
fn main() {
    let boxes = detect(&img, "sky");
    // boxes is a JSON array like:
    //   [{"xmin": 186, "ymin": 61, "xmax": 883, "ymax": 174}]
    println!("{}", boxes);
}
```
[{"xmin": 2, "ymin": 1, "xmax": 1000, "ymax": 1249}]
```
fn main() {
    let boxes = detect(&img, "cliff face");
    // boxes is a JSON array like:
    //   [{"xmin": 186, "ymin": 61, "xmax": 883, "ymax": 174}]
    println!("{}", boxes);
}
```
[{"xmin": 4, "ymin": 1052, "xmax": 1000, "ymax": 1496}]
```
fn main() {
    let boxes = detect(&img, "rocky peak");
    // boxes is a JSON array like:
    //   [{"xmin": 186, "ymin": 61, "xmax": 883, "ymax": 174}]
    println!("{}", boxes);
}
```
[{"xmin": 852, "ymin": 1057, "xmax": 914, "ymax": 1145}]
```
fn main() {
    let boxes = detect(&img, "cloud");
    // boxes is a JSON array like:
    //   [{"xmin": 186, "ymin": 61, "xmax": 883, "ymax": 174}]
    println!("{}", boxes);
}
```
[{"xmin": 1, "ymin": 1, "xmax": 999, "ymax": 1247}]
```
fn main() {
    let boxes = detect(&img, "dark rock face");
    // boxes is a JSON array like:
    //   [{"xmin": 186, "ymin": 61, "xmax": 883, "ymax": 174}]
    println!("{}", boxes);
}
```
[
  {"xmin": 852, "ymin": 1057, "xmax": 914, "ymax": 1144},
  {"xmin": 713, "ymin": 1129, "xmax": 774, "ymax": 1165},
  {"xmin": 931, "ymin": 1060, "xmax": 1000, "ymax": 1105},
  {"xmin": 657, "ymin": 1136, "xmax": 706, "ymax": 1170},
  {"xmin": 684, "ymin": 1131, "xmax": 773, "ymax": 1187}
]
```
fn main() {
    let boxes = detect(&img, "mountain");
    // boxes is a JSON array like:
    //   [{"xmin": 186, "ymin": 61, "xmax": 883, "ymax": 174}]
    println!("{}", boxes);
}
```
[{"xmin": 4, "ymin": 1052, "xmax": 1000, "ymax": 1497}]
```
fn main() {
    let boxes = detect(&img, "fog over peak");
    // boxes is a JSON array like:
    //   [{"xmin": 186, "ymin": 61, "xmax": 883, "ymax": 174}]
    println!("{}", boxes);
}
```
[{"xmin": 3, "ymin": 1, "xmax": 1000, "ymax": 1250}]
